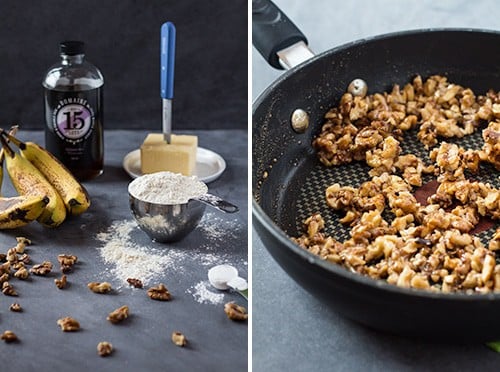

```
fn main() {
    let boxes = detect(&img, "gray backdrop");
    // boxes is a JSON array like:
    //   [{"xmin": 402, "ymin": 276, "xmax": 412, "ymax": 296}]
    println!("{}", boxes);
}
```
[{"xmin": 0, "ymin": 0, "xmax": 247, "ymax": 130}]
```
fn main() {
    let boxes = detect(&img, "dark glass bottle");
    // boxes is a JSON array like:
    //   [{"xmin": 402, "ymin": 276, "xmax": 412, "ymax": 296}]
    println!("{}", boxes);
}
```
[{"xmin": 43, "ymin": 41, "xmax": 104, "ymax": 181}]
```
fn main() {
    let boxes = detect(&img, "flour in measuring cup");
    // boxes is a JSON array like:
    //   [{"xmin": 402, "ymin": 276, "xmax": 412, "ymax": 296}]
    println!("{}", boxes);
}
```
[{"xmin": 128, "ymin": 171, "xmax": 208, "ymax": 204}]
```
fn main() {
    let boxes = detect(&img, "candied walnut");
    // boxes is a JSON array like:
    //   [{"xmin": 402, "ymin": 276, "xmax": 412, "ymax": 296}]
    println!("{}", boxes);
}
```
[
  {"xmin": 88, "ymin": 282, "xmax": 112, "ymax": 294},
  {"xmin": 97, "ymin": 341, "xmax": 113, "ymax": 357},
  {"xmin": 30, "ymin": 261, "xmax": 53, "ymax": 276},
  {"xmin": 171, "ymin": 331, "xmax": 187, "ymax": 347},
  {"xmin": 13, "ymin": 266, "xmax": 29, "ymax": 280},
  {"xmin": 107, "ymin": 305, "xmax": 129, "ymax": 324},
  {"xmin": 9, "ymin": 303, "xmax": 22, "ymax": 312},
  {"xmin": 490, "ymin": 228, "xmax": 500, "ymax": 251},
  {"xmin": 2, "ymin": 281, "xmax": 17, "ymax": 296},
  {"xmin": 224, "ymin": 302, "xmax": 248, "ymax": 321},
  {"xmin": 55, "ymin": 275, "xmax": 67, "ymax": 289},
  {"xmin": 57, "ymin": 317, "xmax": 80, "ymax": 332},
  {"xmin": 1, "ymin": 330, "xmax": 18, "ymax": 343},
  {"xmin": 127, "ymin": 278, "xmax": 143, "ymax": 288},
  {"xmin": 482, "ymin": 121, "xmax": 500, "ymax": 170},
  {"xmin": 147, "ymin": 283, "xmax": 171, "ymax": 301}
]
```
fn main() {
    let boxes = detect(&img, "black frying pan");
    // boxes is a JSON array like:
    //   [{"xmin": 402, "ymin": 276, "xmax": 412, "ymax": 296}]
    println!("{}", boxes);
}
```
[{"xmin": 253, "ymin": 0, "xmax": 500, "ymax": 341}]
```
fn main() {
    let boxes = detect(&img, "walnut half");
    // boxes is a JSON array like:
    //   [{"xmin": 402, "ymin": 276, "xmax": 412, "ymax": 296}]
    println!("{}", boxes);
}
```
[
  {"xmin": 147, "ymin": 284, "xmax": 171, "ymax": 301},
  {"xmin": 224, "ymin": 302, "xmax": 248, "ymax": 321},
  {"xmin": 57, "ymin": 317, "xmax": 80, "ymax": 332},
  {"xmin": 107, "ymin": 305, "xmax": 129, "ymax": 324},
  {"xmin": 1, "ymin": 330, "xmax": 18, "ymax": 343},
  {"xmin": 97, "ymin": 341, "xmax": 113, "ymax": 357},
  {"xmin": 88, "ymin": 282, "xmax": 112, "ymax": 294}
]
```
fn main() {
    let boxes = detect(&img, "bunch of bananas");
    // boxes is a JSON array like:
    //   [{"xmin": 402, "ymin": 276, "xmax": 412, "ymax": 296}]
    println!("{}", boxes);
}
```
[{"xmin": 0, "ymin": 128, "xmax": 90, "ymax": 229}]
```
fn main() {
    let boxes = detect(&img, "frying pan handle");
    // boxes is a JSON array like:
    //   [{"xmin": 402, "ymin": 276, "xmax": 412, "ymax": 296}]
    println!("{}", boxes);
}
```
[{"xmin": 252, "ymin": 0, "xmax": 308, "ymax": 69}]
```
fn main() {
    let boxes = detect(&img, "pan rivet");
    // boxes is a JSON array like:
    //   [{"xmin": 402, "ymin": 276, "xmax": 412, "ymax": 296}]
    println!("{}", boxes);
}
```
[
  {"xmin": 347, "ymin": 78, "xmax": 368, "ymax": 98},
  {"xmin": 291, "ymin": 109, "xmax": 309, "ymax": 133}
]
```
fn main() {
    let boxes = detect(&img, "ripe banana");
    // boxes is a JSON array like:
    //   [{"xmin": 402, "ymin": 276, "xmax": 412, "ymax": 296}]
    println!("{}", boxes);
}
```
[
  {"xmin": 1, "ymin": 137, "xmax": 67, "ymax": 227},
  {"xmin": 0, "ymin": 195, "xmax": 49, "ymax": 229},
  {"xmin": 1, "ymin": 131, "xmax": 90, "ymax": 216}
]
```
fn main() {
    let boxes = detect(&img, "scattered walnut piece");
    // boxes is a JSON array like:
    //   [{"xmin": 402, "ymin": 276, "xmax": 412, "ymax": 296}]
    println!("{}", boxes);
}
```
[
  {"xmin": 171, "ymin": 331, "xmax": 187, "ymax": 347},
  {"xmin": 30, "ymin": 261, "xmax": 53, "ymax": 276},
  {"xmin": 57, "ymin": 317, "xmax": 80, "ymax": 332},
  {"xmin": 127, "ymin": 278, "xmax": 143, "ymax": 288},
  {"xmin": 224, "ymin": 302, "xmax": 248, "ymax": 321},
  {"xmin": 1, "ymin": 330, "xmax": 18, "ymax": 343},
  {"xmin": 12, "ymin": 262, "xmax": 24, "ymax": 270},
  {"xmin": 18, "ymin": 253, "xmax": 30, "ymax": 265},
  {"xmin": 6, "ymin": 248, "xmax": 18, "ymax": 264},
  {"xmin": 55, "ymin": 275, "xmax": 67, "ymax": 289},
  {"xmin": 147, "ymin": 283, "xmax": 171, "ymax": 301},
  {"xmin": 57, "ymin": 254, "xmax": 77, "ymax": 266},
  {"xmin": 58, "ymin": 254, "xmax": 78, "ymax": 273},
  {"xmin": 13, "ymin": 266, "xmax": 29, "ymax": 280},
  {"xmin": 107, "ymin": 305, "xmax": 129, "ymax": 324},
  {"xmin": 88, "ymin": 281, "xmax": 112, "ymax": 294},
  {"xmin": 2, "ymin": 281, "xmax": 17, "ymax": 296},
  {"xmin": 16, "ymin": 237, "xmax": 31, "ymax": 246},
  {"xmin": 9, "ymin": 303, "xmax": 22, "ymax": 312},
  {"xmin": 0, "ymin": 262, "xmax": 10, "ymax": 275},
  {"xmin": 0, "ymin": 273, "xmax": 9, "ymax": 284},
  {"xmin": 97, "ymin": 341, "xmax": 113, "ymax": 357}
]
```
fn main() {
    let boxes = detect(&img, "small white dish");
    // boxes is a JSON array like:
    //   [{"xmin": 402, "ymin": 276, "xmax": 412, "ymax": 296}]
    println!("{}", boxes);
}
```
[{"xmin": 122, "ymin": 147, "xmax": 226, "ymax": 183}]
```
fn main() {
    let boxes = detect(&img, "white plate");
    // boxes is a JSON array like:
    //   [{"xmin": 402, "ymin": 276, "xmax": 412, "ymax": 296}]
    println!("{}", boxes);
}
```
[{"xmin": 122, "ymin": 147, "xmax": 226, "ymax": 183}]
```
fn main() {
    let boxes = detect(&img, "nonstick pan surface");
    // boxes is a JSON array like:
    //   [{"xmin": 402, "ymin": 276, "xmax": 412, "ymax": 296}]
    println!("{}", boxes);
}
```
[{"xmin": 253, "ymin": 27, "xmax": 500, "ymax": 340}]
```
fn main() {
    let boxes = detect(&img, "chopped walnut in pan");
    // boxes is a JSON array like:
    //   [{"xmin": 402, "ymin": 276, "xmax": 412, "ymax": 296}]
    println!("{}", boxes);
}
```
[
  {"xmin": 224, "ymin": 302, "xmax": 248, "ymax": 321},
  {"xmin": 97, "ymin": 341, "xmax": 113, "ymax": 357},
  {"xmin": 57, "ymin": 317, "xmax": 80, "ymax": 332},
  {"xmin": 107, "ymin": 305, "xmax": 129, "ymax": 324},
  {"xmin": 88, "ymin": 282, "xmax": 112, "ymax": 294},
  {"xmin": 296, "ymin": 75, "xmax": 500, "ymax": 294},
  {"xmin": 147, "ymin": 283, "xmax": 171, "ymax": 301}
]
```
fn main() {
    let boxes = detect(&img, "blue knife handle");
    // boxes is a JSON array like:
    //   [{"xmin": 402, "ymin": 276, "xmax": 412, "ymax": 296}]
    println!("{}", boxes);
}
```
[{"xmin": 161, "ymin": 22, "xmax": 176, "ymax": 99}]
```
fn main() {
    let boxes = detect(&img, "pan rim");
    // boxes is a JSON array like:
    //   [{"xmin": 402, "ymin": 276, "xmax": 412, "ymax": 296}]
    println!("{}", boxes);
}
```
[
  {"xmin": 252, "ymin": 27, "xmax": 500, "ymax": 112},
  {"xmin": 252, "ymin": 27, "xmax": 500, "ymax": 301}
]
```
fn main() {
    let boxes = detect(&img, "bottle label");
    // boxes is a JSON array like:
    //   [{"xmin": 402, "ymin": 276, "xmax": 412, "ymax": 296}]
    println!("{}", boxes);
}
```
[{"xmin": 52, "ymin": 97, "xmax": 95, "ymax": 145}]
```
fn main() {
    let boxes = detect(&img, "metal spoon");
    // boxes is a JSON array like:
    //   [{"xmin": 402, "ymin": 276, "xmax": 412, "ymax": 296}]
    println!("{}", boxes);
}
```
[{"xmin": 194, "ymin": 193, "xmax": 239, "ymax": 213}]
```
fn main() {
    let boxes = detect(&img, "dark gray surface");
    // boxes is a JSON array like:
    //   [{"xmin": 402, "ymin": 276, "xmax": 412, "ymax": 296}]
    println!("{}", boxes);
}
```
[
  {"xmin": 0, "ymin": 129, "xmax": 247, "ymax": 371},
  {"xmin": 0, "ymin": 0, "xmax": 247, "ymax": 130},
  {"xmin": 252, "ymin": 0, "xmax": 500, "ymax": 371}
]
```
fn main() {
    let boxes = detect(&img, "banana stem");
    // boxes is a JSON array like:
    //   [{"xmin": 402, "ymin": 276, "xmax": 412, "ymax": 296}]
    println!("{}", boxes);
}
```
[
  {"xmin": 0, "ymin": 135, "xmax": 15, "ymax": 158},
  {"xmin": 0, "ymin": 129, "xmax": 25, "ymax": 150}
]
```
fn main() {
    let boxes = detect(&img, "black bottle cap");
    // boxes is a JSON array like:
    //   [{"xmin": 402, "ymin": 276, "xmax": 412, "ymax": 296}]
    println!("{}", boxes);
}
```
[{"xmin": 60, "ymin": 41, "xmax": 85, "ymax": 55}]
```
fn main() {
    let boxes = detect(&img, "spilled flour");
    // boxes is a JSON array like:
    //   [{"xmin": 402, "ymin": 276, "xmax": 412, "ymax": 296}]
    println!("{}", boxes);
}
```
[
  {"xmin": 96, "ymin": 216, "xmax": 246, "ymax": 305},
  {"xmin": 186, "ymin": 281, "xmax": 225, "ymax": 305},
  {"xmin": 96, "ymin": 220, "xmax": 186, "ymax": 286}
]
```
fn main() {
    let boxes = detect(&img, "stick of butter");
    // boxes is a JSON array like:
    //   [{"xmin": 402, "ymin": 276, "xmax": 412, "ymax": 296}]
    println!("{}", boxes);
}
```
[{"xmin": 140, "ymin": 133, "xmax": 198, "ymax": 176}]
